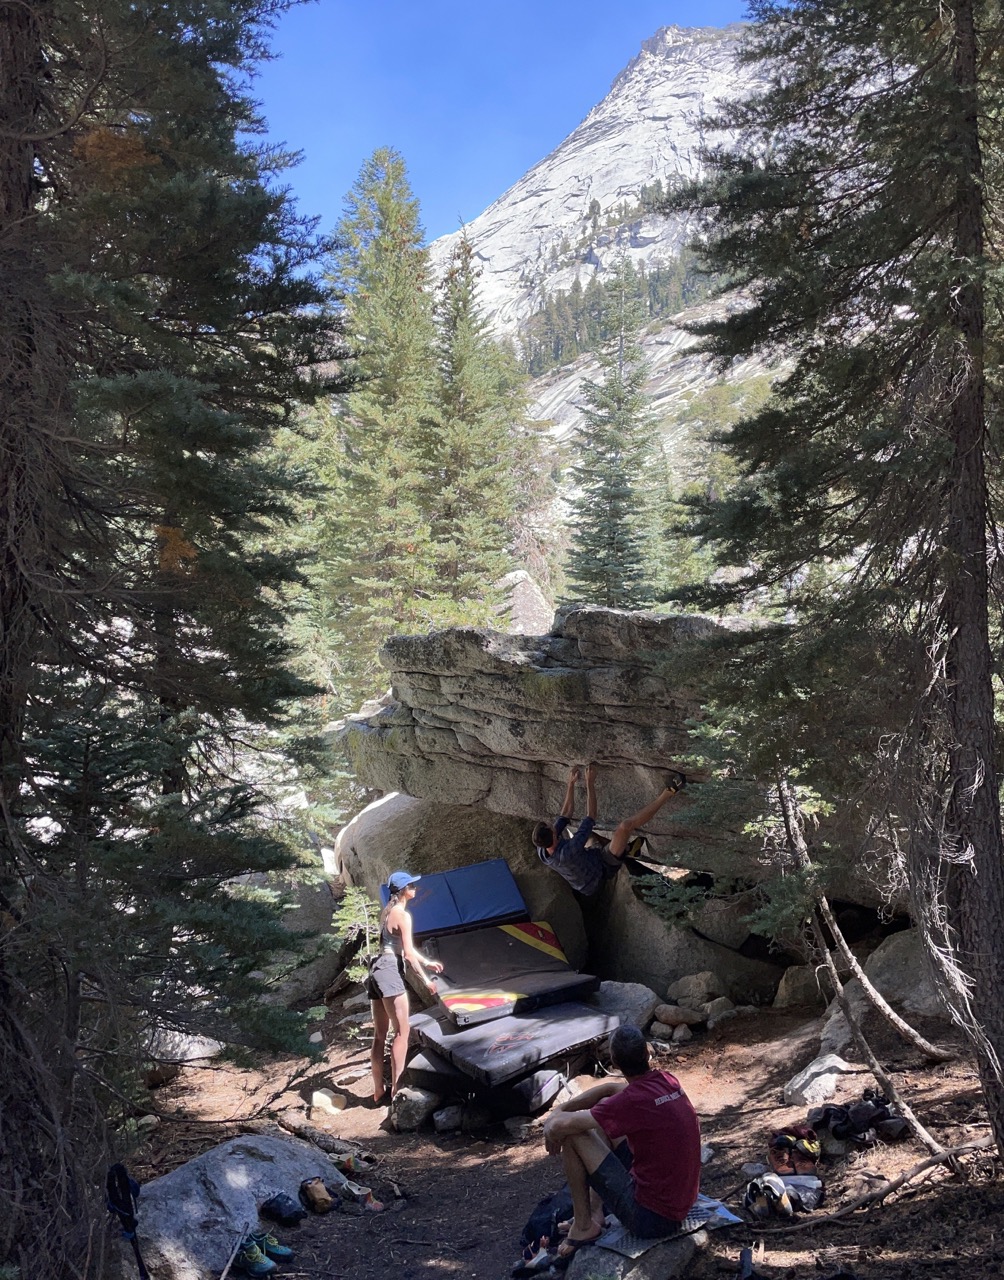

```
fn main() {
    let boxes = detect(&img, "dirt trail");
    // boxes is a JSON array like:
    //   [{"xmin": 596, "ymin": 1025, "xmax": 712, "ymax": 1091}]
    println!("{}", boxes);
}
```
[{"xmin": 135, "ymin": 1004, "xmax": 1001, "ymax": 1280}]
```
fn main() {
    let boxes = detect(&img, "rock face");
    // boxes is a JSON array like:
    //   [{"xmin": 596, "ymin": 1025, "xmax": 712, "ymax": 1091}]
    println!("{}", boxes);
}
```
[
  {"xmin": 581, "ymin": 872, "xmax": 783, "ymax": 1001},
  {"xmin": 424, "ymin": 26, "xmax": 772, "ymax": 457},
  {"xmin": 429, "ymin": 26, "xmax": 757, "ymax": 339},
  {"xmin": 340, "ymin": 606, "xmax": 743, "ymax": 875},
  {"xmin": 334, "ymin": 792, "xmax": 587, "ymax": 968},
  {"xmin": 117, "ymin": 1135, "xmax": 337, "ymax": 1280}
]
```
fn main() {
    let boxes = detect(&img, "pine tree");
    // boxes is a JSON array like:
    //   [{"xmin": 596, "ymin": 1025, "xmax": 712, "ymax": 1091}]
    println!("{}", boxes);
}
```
[
  {"xmin": 317, "ymin": 149, "xmax": 438, "ymax": 707},
  {"xmin": 421, "ymin": 232, "xmax": 528, "ymax": 623},
  {"xmin": 565, "ymin": 262, "xmax": 657, "ymax": 607},
  {"xmin": 677, "ymin": 0, "xmax": 1004, "ymax": 1146},
  {"xmin": 0, "ymin": 2, "xmax": 340, "ymax": 1268}
]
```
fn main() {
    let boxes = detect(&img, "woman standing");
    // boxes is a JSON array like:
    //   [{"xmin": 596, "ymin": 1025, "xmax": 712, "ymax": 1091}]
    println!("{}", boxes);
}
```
[{"xmin": 367, "ymin": 870, "xmax": 443, "ymax": 1104}]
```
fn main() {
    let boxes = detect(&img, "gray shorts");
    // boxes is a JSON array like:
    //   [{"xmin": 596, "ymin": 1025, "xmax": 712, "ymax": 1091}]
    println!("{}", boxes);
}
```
[
  {"xmin": 366, "ymin": 952, "xmax": 405, "ymax": 1000},
  {"xmin": 588, "ymin": 1143, "xmax": 681, "ymax": 1239}
]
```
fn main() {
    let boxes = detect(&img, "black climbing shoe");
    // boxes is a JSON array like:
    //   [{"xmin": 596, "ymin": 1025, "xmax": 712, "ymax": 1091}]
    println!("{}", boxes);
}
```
[{"xmin": 665, "ymin": 770, "xmax": 687, "ymax": 794}]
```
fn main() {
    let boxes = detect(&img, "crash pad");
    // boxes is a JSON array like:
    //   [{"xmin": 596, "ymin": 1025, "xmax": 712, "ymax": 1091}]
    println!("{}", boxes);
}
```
[
  {"xmin": 411, "ymin": 1003, "xmax": 618, "ymax": 1087},
  {"xmin": 427, "ymin": 920, "xmax": 599, "ymax": 1026},
  {"xmin": 402, "ymin": 1048, "xmax": 568, "ymax": 1114},
  {"xmin": 380, "ymin": 858, "xmax": 527, "ymax": 940}
]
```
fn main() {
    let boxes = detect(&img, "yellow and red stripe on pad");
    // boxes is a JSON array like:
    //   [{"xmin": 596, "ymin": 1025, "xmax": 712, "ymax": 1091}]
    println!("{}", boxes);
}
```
[{"xmin": 498, "ymin": 921, "xmax": 566, "ymax": 962}]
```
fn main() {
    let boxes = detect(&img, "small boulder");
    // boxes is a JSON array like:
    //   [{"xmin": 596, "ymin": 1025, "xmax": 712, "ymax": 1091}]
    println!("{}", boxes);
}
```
[
  {"xmin": 504, "ymin": 1115, "xmax": 539, "ymax": 1141},
  {"xmin": 666, "ymin": 972, "xmax": 729, "ymax": 1010},
  {"xmin": 783, "ymin": 1053, "xmax": 859, "ymax": 1106},
  {"xmin": 774, "ymin": 964, "xmax": 830, "ymax": 1009},
  {"xmin": 672, "ymin": 1024, "xmax": 693, "ymax": 1045},
  {"xmin": 703, "ymin": 996, "xmax": 735, "ymax": 1019},
  {"xmin": 310, "ymin": 1088, "xmax": 346, "ymax": 1116},
  {"xmin": 565, "ymin": 1227, "xmax": 706, "ymax": 1279},
  {"xmin": 114, "ymin": 1135, "xmax": 340, "ymax": 1279},
  {"xmin": 863, "ymin": 929, "xmax": 948, "ymax": 1018},
  {"xmin": 587, "ymin": 980, "xmax": 661, "ymax": 1029},
  {"xmin": 707, "ymin": 1009, "xmax": 737, "ymax": 1031},
  {"xmin": 391, "ymin": 1087, "xmax": 442, "ymax": 1132},
  {"xmin": 433, "ymin": 1105, "xmax": 463, "ymax": 1133},
  {"xmin": 649, "ymin": 1021, "xmax": 675, "ymax": 1041},
  {"xmin": 653, "ymin": 1003, "xmax": 704, "ymax": 1028},
  {"xmin": 343, "ymin": 991, "xmax": 371, "ymax": 1012}
]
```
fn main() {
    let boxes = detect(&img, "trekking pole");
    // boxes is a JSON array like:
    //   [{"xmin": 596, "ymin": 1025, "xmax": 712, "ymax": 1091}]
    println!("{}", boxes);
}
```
[
  {"xmin": 219, "ymin": 1218, "xmax": 252, "ymax": 1280},
  {"xmin": 106, "ymin": 1164, "xmax": 150, "ymax": 1280}
]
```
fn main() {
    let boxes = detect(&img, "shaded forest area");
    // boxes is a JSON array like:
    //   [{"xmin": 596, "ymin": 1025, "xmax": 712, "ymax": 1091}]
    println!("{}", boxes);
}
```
[{"xmin": 5, "ymin": 2, "xmax": 1004, "ymax": 1277}]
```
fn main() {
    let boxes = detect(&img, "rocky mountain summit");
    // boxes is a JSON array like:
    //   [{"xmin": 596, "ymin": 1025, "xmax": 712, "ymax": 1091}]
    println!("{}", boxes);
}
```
[
  {"xmin": 430, "ymin": 24, "xmax": 756, "ymax": 336},
  {"xmin": 431, "ymin": 24, "xmax": 771, "ymax": 449}
]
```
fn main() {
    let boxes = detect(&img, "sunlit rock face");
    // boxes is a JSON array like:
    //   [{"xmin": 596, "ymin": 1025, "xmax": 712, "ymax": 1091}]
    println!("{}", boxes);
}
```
[
  {"xmin": 339, "ymin": 605, "xmax": 746, "ymax": 876},
  {"xmin": 430, "ymin": 25, "xmax": 756, "ymax": 337},
  {"xmin": 429, "ymin": 25, "xmax": 771, "ymax": 455}
]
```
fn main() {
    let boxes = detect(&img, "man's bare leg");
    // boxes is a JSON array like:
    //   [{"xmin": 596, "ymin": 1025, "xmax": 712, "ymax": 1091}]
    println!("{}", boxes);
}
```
[
  {"xmin": 560, "ymin": 1130, "xmax": 612, "ymax": 1244},
  {"xmin": 608, "ymin": 771, "xmax": 686, "ymax": 857}
]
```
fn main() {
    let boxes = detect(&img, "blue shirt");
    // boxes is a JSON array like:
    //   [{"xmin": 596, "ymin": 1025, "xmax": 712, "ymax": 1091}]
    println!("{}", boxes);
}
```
[{"xmin": 537, "ymin": 814, "xmax": 604, "ymax": 895}]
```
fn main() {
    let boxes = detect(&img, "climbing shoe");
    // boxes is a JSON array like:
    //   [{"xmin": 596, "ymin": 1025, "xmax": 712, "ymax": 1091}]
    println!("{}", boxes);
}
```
[
  {"xmin": 251, "ymin": 1231, "xmax": 294, "ymax": 1262},
  {"xmin": 665, "ymin": 770, "xmax": 687, "ymax": 794},
  {"xmin": 234, "ymin": 1239, "xmax": 278, "ymax": 1276}
]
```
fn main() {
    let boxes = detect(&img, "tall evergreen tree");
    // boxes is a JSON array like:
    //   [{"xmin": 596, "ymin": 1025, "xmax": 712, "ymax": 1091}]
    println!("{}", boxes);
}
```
[
  {"xmin": 316, "ymin": 149, "xmax": 437, "ymax": 707},
  {"xmin": 565, "ymin": 261, "xmax": 657, "ymax": 607},
  {"xmin": 0, "ymin": 2, "xmax": 340, "ymax": 1269},
  {"xmin": 677, "ymin": 1, "xmax": 1004, "ymax": 1146},
  {"xmin": 421, "ymin": 233, "xmax": 528, "ymax": 622}
]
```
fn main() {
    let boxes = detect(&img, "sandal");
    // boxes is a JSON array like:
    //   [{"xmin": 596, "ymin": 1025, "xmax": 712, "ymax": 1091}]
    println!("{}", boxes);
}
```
[{"xmin": 556, "ymin": 1227, "xmax": 602, "ymax": 1259}]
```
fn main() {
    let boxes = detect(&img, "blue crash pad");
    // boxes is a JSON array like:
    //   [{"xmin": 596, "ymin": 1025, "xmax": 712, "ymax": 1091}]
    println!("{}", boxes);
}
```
[{"xmin": 379, "ymin": 858, "xmax": 528, "ymax": 940}]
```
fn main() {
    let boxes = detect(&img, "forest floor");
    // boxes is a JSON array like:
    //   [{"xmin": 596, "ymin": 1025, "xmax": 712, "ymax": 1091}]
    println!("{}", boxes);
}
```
[{"xmin": 133, "ymin": 996, "xmax": 1003, "ymax": 1280}]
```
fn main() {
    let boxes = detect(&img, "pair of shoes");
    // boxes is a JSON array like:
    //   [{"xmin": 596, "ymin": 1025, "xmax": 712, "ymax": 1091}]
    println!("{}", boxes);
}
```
[
  {"xmin": 236, "ymin": 1231, "xmax": 295, "ymax": 1276},
  {"xmin": 252, "ymin": 1231, "xmax": 294, "ymax": 1261}
]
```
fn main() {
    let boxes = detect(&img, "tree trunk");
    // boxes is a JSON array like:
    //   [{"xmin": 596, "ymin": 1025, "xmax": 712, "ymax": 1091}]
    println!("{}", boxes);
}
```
[
  {"xmin": 0, "ymin": 2, "xmax": 44, "ymax": 804},
  {"xmin": 776, "ymin": 781, "xmax": 945, "ymax": 1157},
  {"xmin": 776, "ymin": 779, "xmax": 953, "ymax": 1062},
  {"xmin": 942, "ymin": 0, "xmax": 1004, "ymax": 1154}
]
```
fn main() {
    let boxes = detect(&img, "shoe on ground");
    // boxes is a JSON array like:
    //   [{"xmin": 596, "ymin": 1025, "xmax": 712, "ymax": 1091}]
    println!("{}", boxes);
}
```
[
  {"xmin": 235, "ymin": 1239, "xmax": 277, "ymax": 1276},
  {"xmin": 251, "ymin": 1231, "xmax": 294, "ymax": 1261}
]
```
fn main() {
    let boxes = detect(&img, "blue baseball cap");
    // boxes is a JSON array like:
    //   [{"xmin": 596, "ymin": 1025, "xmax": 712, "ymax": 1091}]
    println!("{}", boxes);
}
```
[{"xmin": 387, "ymin": 870, "xmax": 421, "ymax": 893}]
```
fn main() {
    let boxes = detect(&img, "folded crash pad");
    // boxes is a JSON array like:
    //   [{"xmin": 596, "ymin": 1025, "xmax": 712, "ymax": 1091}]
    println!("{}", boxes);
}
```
[
  {"xmin": 402, "ymin": 1048, "xmax": 568, "ymax": 1115},
  {"xmin": 427, "ymin": 921, "xmax": 600, "ymax": 1026},
  {"xmin": 410, "ymin": 1002, "xmax": 618, "ymax": 1087},
  {"xmin": 380, "ymin": 858, "xmax": 527, "ymax": 940}
]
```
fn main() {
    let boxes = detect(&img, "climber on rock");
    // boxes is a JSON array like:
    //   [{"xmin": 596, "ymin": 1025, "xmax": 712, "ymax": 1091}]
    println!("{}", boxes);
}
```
[{"xmin": 532, "ymin": 763, "xmax": 686, "ymax": 897}]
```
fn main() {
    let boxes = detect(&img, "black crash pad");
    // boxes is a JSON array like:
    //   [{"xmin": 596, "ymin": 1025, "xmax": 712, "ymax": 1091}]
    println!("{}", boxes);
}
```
[
  {"xmin": 402, "ymin": 1048, "xmax": 568, "ymax": 1115},
  {"xmin": 410, "ymin": 1002, "xmax": 618, "ymax": 1087},
  {"xmin": 426, "ymin": 920, "xmax": 600, "ymax": 1027}
]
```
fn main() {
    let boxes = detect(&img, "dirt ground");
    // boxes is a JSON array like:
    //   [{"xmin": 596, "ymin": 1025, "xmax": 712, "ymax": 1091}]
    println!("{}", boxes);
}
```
[{"xmin": 133, "ymin": 997, "xmax": 1003, "ymax": 1280}]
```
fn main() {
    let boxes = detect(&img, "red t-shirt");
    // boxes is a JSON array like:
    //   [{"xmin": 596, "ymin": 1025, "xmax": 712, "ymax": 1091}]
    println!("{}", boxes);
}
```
[{"xmin": 591, "ymin": 1069, "xmax": 701, "ymax": 1222}]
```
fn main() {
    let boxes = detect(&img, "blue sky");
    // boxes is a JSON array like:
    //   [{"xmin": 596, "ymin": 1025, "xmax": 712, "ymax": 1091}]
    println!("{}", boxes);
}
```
[{"xmin": 255, "ymin": 1, "xmax": 749, "ymax": 244}]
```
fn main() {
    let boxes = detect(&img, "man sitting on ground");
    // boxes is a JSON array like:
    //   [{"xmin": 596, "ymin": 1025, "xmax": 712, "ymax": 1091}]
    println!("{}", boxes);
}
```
[
  {"xmin": 532, "ymin": 764, "xmax": 686, "ymax": 897},
  {"xmin": 541, "ymin": 1026, "xmax": 701, "ymax": 1258}
]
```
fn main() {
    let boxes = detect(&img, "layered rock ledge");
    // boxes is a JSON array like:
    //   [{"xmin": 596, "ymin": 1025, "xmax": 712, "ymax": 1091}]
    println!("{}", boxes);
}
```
[{"xmin": 339, "ymin": 605, "xmax": 744, "ymax": 874}]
